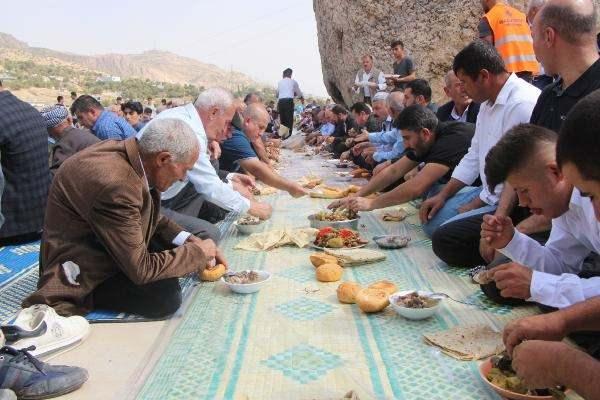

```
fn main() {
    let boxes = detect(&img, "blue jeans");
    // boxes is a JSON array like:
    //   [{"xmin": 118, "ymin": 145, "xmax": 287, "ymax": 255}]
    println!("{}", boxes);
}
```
[{"xmin": 422, "ymin": 185, "xmax": 496, "ymax": 237}]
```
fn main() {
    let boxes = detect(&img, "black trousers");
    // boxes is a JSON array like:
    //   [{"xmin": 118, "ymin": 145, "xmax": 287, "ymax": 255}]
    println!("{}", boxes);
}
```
[
  {"xmin": 277, "ymin": 98, "xmax": 294, "ymax": 132},
  {"xmin": 432, "ymin": 206, "xmax": 533, "ymax": 269}
]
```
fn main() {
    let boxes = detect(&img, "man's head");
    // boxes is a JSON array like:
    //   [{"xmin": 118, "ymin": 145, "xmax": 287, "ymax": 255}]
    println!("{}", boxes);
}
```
[
  {"xmin": 194, "ymin": 87, "xmax": 236, "ymax": 142},
  {"xmin": 371, "ymin": 92, "xmax": 390, "ymax": 121},
  {"xmin": 243, "ymin": 92, "xmax": 263, "ymax": 105},
  {"xmin": 331, "ymin": 105, "xmax": 349, "ymax": 122},
  {"xmin": 481, "ymin": 0, "xmax": 498, "ymax": 13},
  {"xmin": 121, "ymin": 101, "xmax": 143, "ymax": 127},
  {"xmin": 138, "ymin": 118, "xmax": 199, "ymax": 192},
  {"xmin": 143, "ymin": 107, "xmax": 153, "ymax": 122},
  {"xmin": 361, "ymin": 55, "xmax": 374, "ymax": 72},
  {"xmin": 557, "ymin": 89, "xmax": 600, "ymax": 220},
  {"xmin": 241, "ymin": 103, "xmax": 270, "ymax": 141},
  {"xmin": 40, "ymin": 105, "xmax": 71, "ymax": 138},
  {"xmin": 485, "ymin": 123, "xmax": 571, "ymax": 218},
  {"xmin": 527, "ymin": 0, "xmax": 546, "ymax": 23},
  {"xmin": 70, "ymin": 95, "xmax": 104, "ymax": 129},
  {"xmin": 350, "ymin": 102, "xmax": 371, "ymax": 127},
  {"xmin": 387, "ymin": 91, "xmax": 405, "ymax": 119},
  {"xmin": 116, "ymin": 97, "xmax": 123, "ymax": 105},
  {"xmin": 283, "ymin": 68, "xmax": 293, "ymax": 78},
  {"xmin": 56, "ymin": 95, "xmax": 64, "ymax": 105},
  {"xmin": 395, "ymin": 105, "xmax": 439, "ymax": 158},
  {"xmin": 147, "ymin": 97, "xmax": 153, "ymax": 103},
  {"xmin": 443, "ymin": 70, "xmax": 472, "ymax": 109},
  {"xmin": 161, "ymin": 98, "xmax": 167, "ymax": 105},
  {"xmin": 531, "ymin": 0, "xmax": 597, "ymax": 76},
  {"xmin": 453, "ymin": 40, "xmax": 507, "ymax": 103},
  {"xmin": 390, "ymin": 40, "xmax": 405, "ymax": 60},
  {"xmin": 70, "ymin": 91, "xmax": 77, "ymax": 100},
  {"xmin": 404, "ymin": 79, "xmax": 432, "ymax": 107}
]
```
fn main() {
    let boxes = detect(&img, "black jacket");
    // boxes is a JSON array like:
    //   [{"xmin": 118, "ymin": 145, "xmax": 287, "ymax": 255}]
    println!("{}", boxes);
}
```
[{"xmin": 436, "ymin": 101, "xmax": 480, "ymax": 124}]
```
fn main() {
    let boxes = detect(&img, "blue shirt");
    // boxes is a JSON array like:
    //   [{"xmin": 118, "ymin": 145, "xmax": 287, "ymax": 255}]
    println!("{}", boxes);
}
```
[
  {"xmin": 133, "ymin": 121, "xmax": 147, "ymax": 132},
  {"xmin": 219, "ymin": 128, "xmax": 258, "ymax": 173},
  {"xmin": 92, "ymin": 110, "xmax": 136, "ymax": 140},
  {"xmin": 320, "ymin": 122, "xmax": 334, "ymax": 136}
]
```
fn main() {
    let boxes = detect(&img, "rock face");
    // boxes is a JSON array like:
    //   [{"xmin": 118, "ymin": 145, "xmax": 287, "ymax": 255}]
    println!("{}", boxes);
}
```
[{"xmin": 312, "ymin": 0, "xmax": 593, "ymax": 105}]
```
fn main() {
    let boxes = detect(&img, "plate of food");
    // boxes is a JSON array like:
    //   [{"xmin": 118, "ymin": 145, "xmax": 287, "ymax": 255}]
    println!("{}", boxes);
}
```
[
  {"xmin": 389, "ymin": 290, "xmax": 442, "ymax": 320},
  {"xmin": 234, "ymin": 215, "xmax": 265, "ymax": 234},
  {"xmin": 311, "ymin": 227, "xmax": 369, "ymax": 249},
  {"xmin": 221, "ymin": 270, "xmax": 271, "ymax": 294},
  {"xmin": 373, "ymin": 235, "xmax": 411, "ymax": 249},
  {"xmin": 480, "ymin": 355, "xmax": 567, "ymax": 400},
  {"xmin": 308, "ymin": 208, "xmax": 359, "ymax": 230}
]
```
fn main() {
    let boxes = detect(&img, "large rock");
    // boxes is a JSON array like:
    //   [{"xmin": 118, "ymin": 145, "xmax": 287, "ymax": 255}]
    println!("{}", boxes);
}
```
[{"xmin": 312, "ymin": 0, "xmax": 593, "ymax": 105}]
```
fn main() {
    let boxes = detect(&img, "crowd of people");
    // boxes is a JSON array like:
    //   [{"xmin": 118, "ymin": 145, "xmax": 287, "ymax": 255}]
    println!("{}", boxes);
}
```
[{"xmin": 0, "ymin": 0, "xmax": 599, "ymax": 398}]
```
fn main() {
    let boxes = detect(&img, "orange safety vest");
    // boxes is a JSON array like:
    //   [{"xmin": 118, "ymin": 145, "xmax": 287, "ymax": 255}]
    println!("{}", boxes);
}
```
[{"xmin": 485, "ymin": 3, "xmax": 540, "ymax": 74}]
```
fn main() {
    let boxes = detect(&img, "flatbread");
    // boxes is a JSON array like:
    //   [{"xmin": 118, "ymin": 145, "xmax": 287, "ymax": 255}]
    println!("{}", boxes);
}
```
[
  {"xmin": 298, "ymin": 175, "xmax": 323, "ymax": 189},
  {"xmin": 325, "ymin": 248, "xmax": 386, "ymax": 266},
  {"xmin": 382, "ymin": 208, "xmax": 410, "ymax": 222},
  {"xmin": 235, "ymin": 228, "xmax": 318, "ymax": 252},
  {"xmin": 423, "ymin": 324, "xmax": 504, "ymax": 361}
]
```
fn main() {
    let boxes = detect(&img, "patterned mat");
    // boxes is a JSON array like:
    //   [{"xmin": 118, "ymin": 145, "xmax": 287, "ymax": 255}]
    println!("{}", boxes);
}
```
[
  {"xmin": 0, "ymin": 213, "xmax": 237, "ymax": 323},
  {"xmin": 136, "ymin": 150, "xmax": 541, "ymax": 400}
]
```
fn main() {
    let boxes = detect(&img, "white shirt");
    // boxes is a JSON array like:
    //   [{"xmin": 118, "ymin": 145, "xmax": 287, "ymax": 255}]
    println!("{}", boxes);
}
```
[
  {"xmin": 500, "ymin": 190, "xmax": 600, "ymax": 308},
  {"xmin": 450, "ymin": 104, "xmax": 470, "ymax": 122},
  {"xmin": 137, "ymin": 103, "xmax": 251, "ymax": 213},
  {"xmin": 451, "ymin": 74, "xmax": 540, "ymax": 205},
  {"xmin": 354, "ymin": 69, "xmax": 387, "ymax": 97},
  {"xmin": 277, "ymin": 77, "xmax": 303, "ymax": 100}
]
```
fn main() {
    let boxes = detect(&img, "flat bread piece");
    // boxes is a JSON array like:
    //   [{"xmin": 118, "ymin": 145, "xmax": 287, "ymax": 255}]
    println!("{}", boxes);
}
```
[
  {"xmin": 382, "ymin": 208, "xmax": 410, "ymax": 221},
  {"xmin": 423, "ymin": 324, "xmax": 504, "ymax": 361},
  {"xmin": 234, "ymin": 228, "xmax": 318, "ymax": 251},
  {"xmin": 325, "ymin": 248, "xmax": 386, "ymax": 266}
]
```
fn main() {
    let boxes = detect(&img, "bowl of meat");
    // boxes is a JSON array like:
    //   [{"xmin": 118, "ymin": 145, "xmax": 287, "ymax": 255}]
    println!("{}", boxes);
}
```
[
  {"xmin": 221, "ymin": 270, "xmax": 271, "ymax": 294},
  {"xmin": 234, "ymin": 215, "xmax": 265, "ymax": 234},
  {"xmin": 308, "ymin": 208, "xmax": 359, "ymax": 230},
  {"xmin": 389, "ymin": 290, "xmax": 442, "ymax": 320}
]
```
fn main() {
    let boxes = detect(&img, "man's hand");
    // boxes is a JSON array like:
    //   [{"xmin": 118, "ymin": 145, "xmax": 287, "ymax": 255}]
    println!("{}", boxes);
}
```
[
  {"xmin": 345, "ymin": 138, "xmax": 355, "ymax": 148},
  {"xmin": 419, "ymin": 194, "xmax": 446, "ymax": 223},
  {"xmin": 348, "ymin": 196, "xmax": 374, "ymax": 212},
  {"xmin": 288, "ymin": 183, "xmax": 308, "ymax": 198},
  {"xmin": 512, "ymin": 341, "xmax": 567, "ymax": 389},
  {"xmin": 188, "ymin": 237, "xmax": 217, "ymax": 265},
  {"xmin": 481, "ymin": 214, "xmax": 515, "ymax": 250},
  {"xmin": 249, "ymin": 201, "xmax": 273, "ymax": 220},
  {"xmin": 340, "ymin": 151, "xmax": 351, "ymax": 161},
  {"xmin": 364, "ymin": 152, "xmax": 375, "ymax": 166},
  {"xmin": 488, "ymin": 262, "xmax": 533, "ymax": 300},
  {"xmin": 372, "ymin": 160, "xmax": 391, "ymax": 176},
  {"xmin": 503, "ymin": 312, "xmax": 568, "ymax": 356},
  {"xmin": 479, "ymin": 238, "xmax": 497, "ymax": 264},
  {"xmin": 232, "ymin": 180, "xmax": 253, "ymax": 199},
  {"xmin": 328, "ymin": 197, "xmax": 352, "ymax": 209},
  {"xmin": 354, "ymin": 132, "xmax": 369, "ymax": 142},
  {"xmin": 208, "ymin": 141, "xmax": 221, "ymax": 160},
  {"xmin": 230, "ymin": 173, "xmax": 256, "ymax": 189},
  {"xmin": 457, "ymin": 196, "xmax": 485, "ymax": 214}
]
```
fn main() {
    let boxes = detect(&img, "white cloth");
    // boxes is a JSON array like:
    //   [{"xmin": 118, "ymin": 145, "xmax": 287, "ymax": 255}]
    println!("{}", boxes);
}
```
[
  {"xmin": 354, "ymin": 69, "xmax": 387, "ymax": 98},
  {"xmin": 451, "ymin": 74, "xmax": 540, "ymax": 205},
  {"xmin": 499, "ymin": 190, "xmax": 600, "ymax": 308},
  {"xmin": 137, "ymin": 103, "xmax": 251, "ymax": 213},
  {"xmin": 277, "ymin": 77, "xmax": 303, "ymax": 100}
]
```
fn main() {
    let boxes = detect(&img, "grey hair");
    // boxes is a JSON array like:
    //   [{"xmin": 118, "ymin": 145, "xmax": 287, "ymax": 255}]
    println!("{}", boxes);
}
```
[
  {"xmin": 444, "ymin": 70, "xmax": 457, "ymax": 87},
  {"xmin": 193, "ymin": 87, "xmax": 234, "ymax": 114},
  {"xmin": 372, "ymin": 91, "xmax": 389, "ymax": 103},
  {"xmin": 138, "ymin": 118, "xmax": 199, "ymax": 163},
  {"xmin": 527, "ymin": 0, "xmax": 546, "ymax": 13},
  {"xmin": 387, "ymin": 91, "xmax": 405, "ymax": 114}
]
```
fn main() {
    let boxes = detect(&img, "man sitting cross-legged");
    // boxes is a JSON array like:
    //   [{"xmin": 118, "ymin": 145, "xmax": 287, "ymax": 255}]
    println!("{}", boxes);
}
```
[
  {"xmin": 329, "ymin": 105, "xmax": 474, "ymax": 236},
  {"xmin": 23, "ymin": 119, "xmax": 225, "ymax": 319},
  {"xmin": 220, "ymin": 103, "xmax": 308, "ymax": 198}
]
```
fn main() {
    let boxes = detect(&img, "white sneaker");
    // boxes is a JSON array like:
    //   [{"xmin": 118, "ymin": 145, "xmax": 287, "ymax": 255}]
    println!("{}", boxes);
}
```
[{"xmin": 2, "ymin": 304, "xmax": 90, "ymax": 358}]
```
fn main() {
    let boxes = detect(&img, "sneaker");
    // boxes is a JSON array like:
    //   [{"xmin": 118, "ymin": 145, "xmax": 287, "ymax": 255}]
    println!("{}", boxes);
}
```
[
  {"xmin": 2, "ymin": 305, "xmax": 90, "ymax": 358},
  {"xmin": 0, "ymin": 346, "xmax": 88, "ymax": 399}
]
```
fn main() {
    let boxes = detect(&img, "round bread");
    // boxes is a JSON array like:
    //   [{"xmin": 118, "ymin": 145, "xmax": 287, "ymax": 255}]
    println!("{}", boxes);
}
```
[
  {"xmin": 368, "ymin": 280, "xmax": 398, "ymax": 296},
  {"xmin": 336, "ymin": 281, "xmax": 362, "ymax": 304},
  {"xmin": 355, "ymin": 288, "xmax": 390, "ymax": 313},
  {"xmin": 316, "ymin": 263, "xmax": 343, "ymax": 282},
  {"xmin": 200, "ymin": 263, "xmax": 226, "ymax": 282},
  {"xmin": 310, "ymin": 253, "xmax": 339, "ymax": 268}
]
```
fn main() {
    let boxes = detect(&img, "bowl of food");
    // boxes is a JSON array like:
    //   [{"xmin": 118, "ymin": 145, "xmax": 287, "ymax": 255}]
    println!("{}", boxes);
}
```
[
  {"xmin": 234, "ymin": 215, "xmax": 264, "ymax": 234},
  {"xmin": 373, "ymin": 235, "xmax": 411, "ymax": 249},
  {"xmin": 221, "ymin": 270, "xmax": 271, "ymax": 294},
  {"xmin": 479, "ymin": 356, "xmax": 566, "ymax": 400},
  {"xmin": 312, "ymin": 227, "xmax": 369, "ymax": 249},
  {"xmin": 389, "ymin": 290, "xmax": 442, "ymax": 320},
  {"xmin": 308, "ymin": 208, "xmax": 359, "ymax": 230}
]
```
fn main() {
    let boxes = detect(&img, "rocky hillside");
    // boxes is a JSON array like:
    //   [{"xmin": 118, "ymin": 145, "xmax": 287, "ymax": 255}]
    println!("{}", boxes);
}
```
[
  {"xmin": 313, "ymin": 0, "xmax": 598, "ymax": 105},
  {"xmin": 0, "ymin": 32, "xmax": 268, "ymax": 91}
]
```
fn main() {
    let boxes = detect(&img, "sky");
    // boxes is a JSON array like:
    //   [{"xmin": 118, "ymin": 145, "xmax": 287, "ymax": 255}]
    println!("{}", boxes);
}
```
[{"xmin": 2, "ymin": 0, "xmax": 329, "ymax": 97}]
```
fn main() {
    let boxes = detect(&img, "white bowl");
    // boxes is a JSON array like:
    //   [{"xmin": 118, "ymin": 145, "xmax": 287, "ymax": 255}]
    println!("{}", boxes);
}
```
[
  {"xmin": 221, "ymin": 270, "xmax": 271, "ymax": 294},
  {"xmin": 234, "ymin": 220, "xmax": 265, "ymax": 235},
  {"xmin": 389, "ymin": 290, "xmax": 442, "ymax": 320}
]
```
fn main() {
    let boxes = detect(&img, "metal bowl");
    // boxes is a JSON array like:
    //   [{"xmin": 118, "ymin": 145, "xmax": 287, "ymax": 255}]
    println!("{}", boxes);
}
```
[{"xmin": 307, "ymin": 214, "xmax": 359, "ymax": 230}]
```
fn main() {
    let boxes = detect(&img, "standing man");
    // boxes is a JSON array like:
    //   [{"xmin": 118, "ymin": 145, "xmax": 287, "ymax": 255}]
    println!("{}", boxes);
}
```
[
  {"xmin": 276, "ymin": 68, "xmax": 303, "ymax": 137},
  {"xmin": 388, "ymin": 40, "xmax": 416, "ymax": 90},
  {"xmin": 478, "ymin": 0, "xmax": 540, "ymax": 81},
  {"xmin": 353, "ymin": 55, "xmax": 386, "ymax": 104}
]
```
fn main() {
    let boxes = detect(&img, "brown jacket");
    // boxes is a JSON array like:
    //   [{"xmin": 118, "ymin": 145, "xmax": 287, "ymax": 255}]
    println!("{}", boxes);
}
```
[
  {"xmin": 24, "ymin": 138, "xmax": 206, "ymax": 316},
  {"xmin": 49, "ymin": 126, "xmax": 100, "ymax": 178}
]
